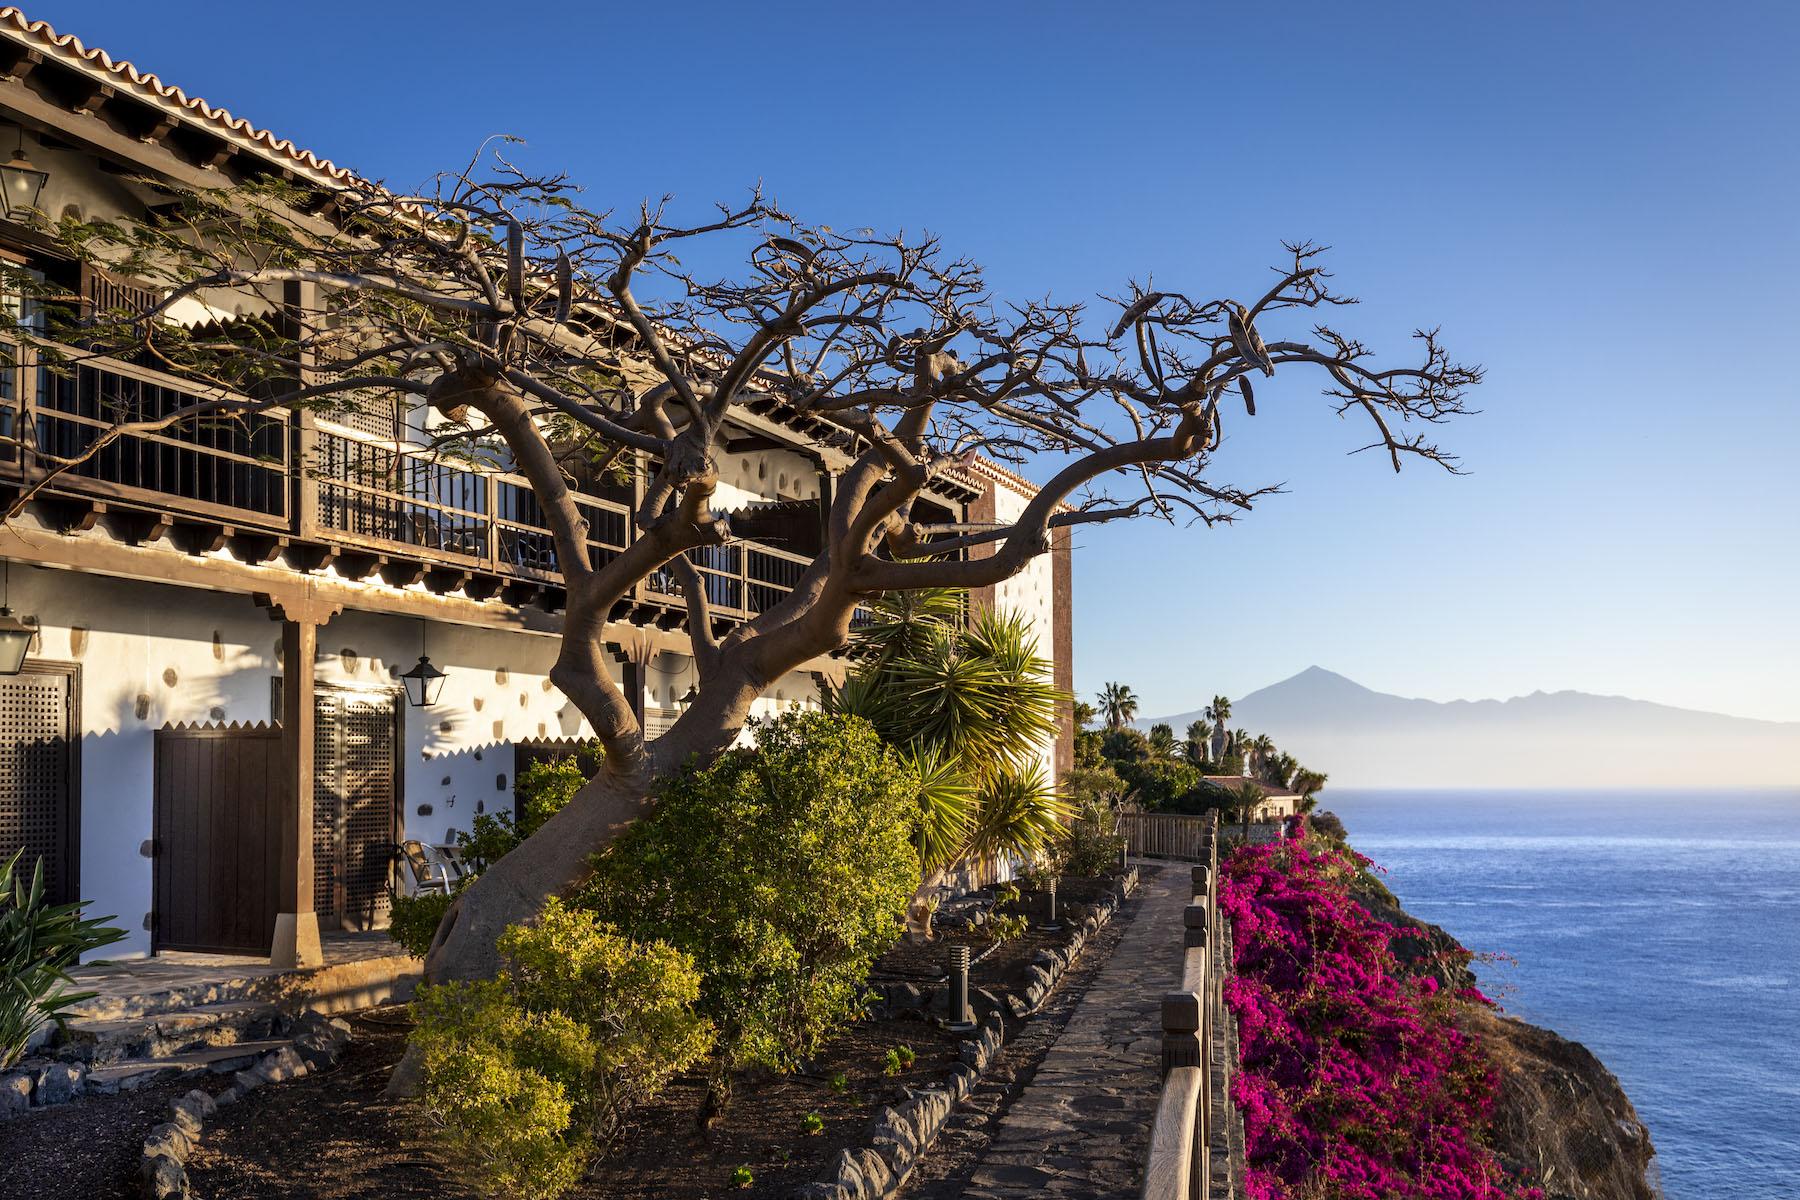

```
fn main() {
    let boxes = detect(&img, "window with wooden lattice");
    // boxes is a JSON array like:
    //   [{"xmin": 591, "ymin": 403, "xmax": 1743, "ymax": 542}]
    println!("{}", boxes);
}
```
[
  {"xmin": 312, "ymin": 688, "xmax": 398, "ymax": 930},
  {"xmin": 78, "ymin": 262, "xmax": 161, "ymax": 324},
  {"xmin": 0, "ymin": 666, "xmax": 77, "ymax": 907}
]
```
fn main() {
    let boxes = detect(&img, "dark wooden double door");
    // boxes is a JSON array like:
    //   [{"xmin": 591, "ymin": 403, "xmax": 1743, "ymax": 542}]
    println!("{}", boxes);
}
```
[{"xmin": 153, "ymin": 687, "xmax": 399, "ymax": 954}]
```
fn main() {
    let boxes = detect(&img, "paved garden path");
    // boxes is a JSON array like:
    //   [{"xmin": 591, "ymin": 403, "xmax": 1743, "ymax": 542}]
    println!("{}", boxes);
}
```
[{"xmin": 903, "ymin": 863, "xmax": 1189, "ymax": 1199}]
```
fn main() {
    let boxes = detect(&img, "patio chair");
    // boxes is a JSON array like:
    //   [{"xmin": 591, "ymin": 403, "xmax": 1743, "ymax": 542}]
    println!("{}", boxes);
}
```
[{"xmin": 397, "ymin": 839, "xmax": 455, "ymax": 896}]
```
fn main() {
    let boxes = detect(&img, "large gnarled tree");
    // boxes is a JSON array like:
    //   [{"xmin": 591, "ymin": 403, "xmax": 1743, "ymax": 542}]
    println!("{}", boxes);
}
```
[{"xmin": 10, "ymin": 161, "xmax": 1478, "ymax": 997}]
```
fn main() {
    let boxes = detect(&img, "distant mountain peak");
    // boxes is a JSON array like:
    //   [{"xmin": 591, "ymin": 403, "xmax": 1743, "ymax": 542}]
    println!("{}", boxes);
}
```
[{"xmin": 1136, "ymin": 668, "xmax": 1799, "ymax": 787}]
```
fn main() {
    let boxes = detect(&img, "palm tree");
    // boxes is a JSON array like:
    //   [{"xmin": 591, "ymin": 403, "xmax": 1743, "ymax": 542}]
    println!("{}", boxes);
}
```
[
  {"xmin": 1147, "ymin": 723, "xmax": 1177, "ymax": 759},
  {"xmin": 1230, "ymin": 781, "xmax": 1263, "ymax": 837},
  {"xmin": 1184, "ymin": 719, "xmax": 1212, "ymax": 766},
  {"xmin": 1250, "ymin": 733, "xmax": 1275, "ymax": 780},
  {"xmin": 1204, "ymin": 695, "xmax": 1233, "ymax": 759},
  {"xmin": 830, "ymin": 596, "xmax": 1071, "ymax": 936},
  {"xmin": 1270, "ymin": 751, "xmax": 1299, "ymax": 788},
  {"xmin": 1292, "ymin": 768, "xmax": 1328, "ymax": 813},
  {"xmin": 1098, "ymin": 682, "xmax": 1140, "ymax": 731}
]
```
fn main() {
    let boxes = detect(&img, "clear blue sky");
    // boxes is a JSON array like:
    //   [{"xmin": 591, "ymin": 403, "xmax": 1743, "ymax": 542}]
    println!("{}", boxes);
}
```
[{"xmin": 26, "ymin": 1, "xmax": 1799, "ymax": 721}]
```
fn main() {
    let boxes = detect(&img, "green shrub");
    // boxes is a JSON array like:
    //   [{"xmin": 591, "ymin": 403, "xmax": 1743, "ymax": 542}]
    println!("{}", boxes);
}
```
[
  {"xmin": 990, "ymin": 912, "xmax": 1029, "ymax": 943},
  {"xmin": 1062, "ymin": 767, "xmax": 1129, "ymax": 876},
  {"xmin": 515, "ymin": 757, "xmax": 589, "ymax": 837},
  {"xmin": 581, "ymin": 711, "xmax": 918, "ymax": 1078},
  {"xmin": 413, "ymin": 981, "xmax": 594, "ymax": 1199},
  {"xmin": 456, "ymin": 811, "xmax": 524, "ymax": 875},
  {"xmin": 1, "ymin": 850, "xmax": 125, "ymax": 1070},
  {"xmin": 412, "ymin": 898, "xmax": 711, "ymax": 1198},
  {"xmin": 801, "ymin": 1110, "xmax": 824, "ymax": 1135},
  {"xmin": 731, "ymin": 1166, "xmax": 755, "ymax": 1189},
  {"xmin": 388, "ymin": 890, "xmax": 453, "ymax": 960}
]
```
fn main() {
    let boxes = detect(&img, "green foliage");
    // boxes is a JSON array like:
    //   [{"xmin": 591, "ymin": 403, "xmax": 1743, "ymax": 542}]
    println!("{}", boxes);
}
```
[
  {"xmin": 1099, "ymin": 727, "xmax": 1150, "ymax": 764},
  {"xmin": 581, "ymin": 711, "xmax": 919, "ymax": 1075},
  {"xmin": 1147, "ymin": 723, "xmax": 1177, "ymax": 758},
  {"xmin": 412, "ymin": 898, "xmax": 711, "ymax": 1198},
  {"xmin": 801, "ymin": 1110, "xmax": 825, "ymax": 1135},
  {"xmin": 412, "ymin": 981, "xmax": 594, "ymax": 1199},
  {"xmin": 731, "ymin": 1166, "xmax": 755, "ymax": 1189},
  {"xmin": 1074, "ymin": 727, "xmax": 1106, "ymax": 769},
  {"xmin": 968, "ymin": 765, "xmax": 1067, "ymax": 865},
  {"xmin": 989, "ymin": 912, "xmax": 1029, "ymax": 943},
  {"xmin": 0, "ymin": 851, "xmax": 125, "ymax": 1071},
  {"xmin": 388, "ymin": 890, "xmax": 453, "ymax": 960},
  {"xmin": 829, "ymin": 1071, "xmax": 849, "ymax": 1094},
  {"xmin": 1097, "ymin": 681, "xmax": 1139, "ymax": 730},
  {"xmin": 829, "ymin": 594, "xmax": 1070, "ymax": 876},
  {"xmin": 994, "ymin": 882, "xmax": 1021, "ymax": 908},
  {"xmin": 515, "ymin": 756, "xmax": 591, "ymax": 837},
  {"xmin": 882, "ymin": 1043, "xmax": 917, "ymax": 1076},
  {"xmin": 456, "ymin": 811, "xmax": 524, "ymax": 875},
  {"xmin": 1062, "ymin": 767, "xmax": 1129, "ymax": 876},
  {"xmin": 1115, "ymin": 755, "xmax": 1205, "ymax": 811}
]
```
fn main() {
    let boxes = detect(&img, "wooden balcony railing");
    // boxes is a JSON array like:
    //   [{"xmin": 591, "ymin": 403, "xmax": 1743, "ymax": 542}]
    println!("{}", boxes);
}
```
[{"xmin": 0, "ymin": 343, "xmax": 819, "ymax": 622}]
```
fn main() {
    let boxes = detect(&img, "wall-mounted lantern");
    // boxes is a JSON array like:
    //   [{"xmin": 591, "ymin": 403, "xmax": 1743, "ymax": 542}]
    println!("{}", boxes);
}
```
[
  {"xmin": 400, "ymin": 655, "xmax": 447, "ymax": 708},
  {"xmin": 0, "ymin": 562, "xmax": 30, "ymax": 675},
  {"xmin": 0, "ymin": 606, "xmax": 32, "ymax": 675},
  {"xmin": 0, "ymin": 130, "xmax": 48, "ymax": 222}
]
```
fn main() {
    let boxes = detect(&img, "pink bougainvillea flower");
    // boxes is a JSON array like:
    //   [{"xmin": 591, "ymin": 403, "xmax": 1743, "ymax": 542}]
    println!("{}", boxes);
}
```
[{"xmin": 1217, "ymin": 818, "xmax": 1542, "ymax": 1200}]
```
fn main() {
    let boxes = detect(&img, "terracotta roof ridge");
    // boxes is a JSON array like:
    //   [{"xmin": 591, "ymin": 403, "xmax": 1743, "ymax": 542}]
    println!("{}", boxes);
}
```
[{"xmin": 0, "ymin": 7, "xmax": 358, "ymax": 186}]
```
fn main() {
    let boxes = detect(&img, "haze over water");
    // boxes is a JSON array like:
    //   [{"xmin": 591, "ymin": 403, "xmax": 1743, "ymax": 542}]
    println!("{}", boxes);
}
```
[{"xmin": 1325, "ymin": 789, "xmax": 1800, "ymax": 1200}]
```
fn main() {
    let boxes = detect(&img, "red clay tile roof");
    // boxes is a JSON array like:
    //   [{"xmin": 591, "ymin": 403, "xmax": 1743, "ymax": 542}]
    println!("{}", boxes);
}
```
[
  {"xmin": 0, "ymin": 7, "xmax": 357, "ymax": 187},
  {"xmin": 1203, "ymin": 775, "xmax": 1299, "ymax": 799}
]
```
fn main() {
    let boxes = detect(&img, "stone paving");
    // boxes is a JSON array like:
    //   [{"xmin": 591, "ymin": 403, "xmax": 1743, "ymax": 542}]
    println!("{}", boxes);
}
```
[
  {"xmin": 905, "ymin": 863, "xmax": 1190, "ymax": 1199},
  {"xmin": 64, "ymin": 931, "xmax": 413, "ymax": 1021}
]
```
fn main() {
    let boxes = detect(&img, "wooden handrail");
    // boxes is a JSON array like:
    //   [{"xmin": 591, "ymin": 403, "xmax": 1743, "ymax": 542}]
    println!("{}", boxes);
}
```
[{"xmin": 1140, "ymin": 810, "xmax": 1239, "ymax": 1200}]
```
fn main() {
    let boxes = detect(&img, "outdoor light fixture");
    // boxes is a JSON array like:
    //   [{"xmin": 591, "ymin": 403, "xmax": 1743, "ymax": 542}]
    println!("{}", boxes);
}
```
[
  {"xmin": 0, "ymin": 564, "xmax": 31, "ymax": 675},
  {"xmin": 400, "ymin": 655, "xmax": 446, "ymax": 708},
  {"xmin": 399, "ymin": 620, "xmax": 446, "ymax": 707},
  {"xmin": 0, "ymin": 130, "xmax": 48, "ymax": 222}
]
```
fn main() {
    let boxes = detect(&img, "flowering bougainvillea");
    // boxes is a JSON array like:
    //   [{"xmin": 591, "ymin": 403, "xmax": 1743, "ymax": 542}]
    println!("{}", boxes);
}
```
[{"xmin": 1218, "ymin": 820, "xmax": 1541, "ymax": 1200}]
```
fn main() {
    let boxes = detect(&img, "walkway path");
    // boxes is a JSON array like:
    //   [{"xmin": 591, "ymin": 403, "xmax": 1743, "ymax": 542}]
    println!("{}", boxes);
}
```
[{"xmin": 904, "ymin": 863, "xmax": 1190, "ymax": 1200}]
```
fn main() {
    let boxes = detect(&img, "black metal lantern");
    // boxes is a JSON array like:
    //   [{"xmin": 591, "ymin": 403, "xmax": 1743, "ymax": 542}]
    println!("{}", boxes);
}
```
[
  {"xmin": 399, "ymin": 654, "xmax": 446, "ymax": 708},
  {"xmin": 0, "ymin": 132, "xmax": 47, "ymax": 222},
  {"xmin": 0, "ymin": 606, "xmax": 32, "ymax": 675}
]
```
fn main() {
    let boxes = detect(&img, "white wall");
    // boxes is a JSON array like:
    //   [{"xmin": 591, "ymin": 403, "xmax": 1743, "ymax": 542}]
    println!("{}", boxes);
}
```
[
  {"xmin": 986, "ymin": 478, "xmax": 1059, "ymax": 785},
  {"xmin": 9, "ymin": 565, "xmax": 599, "ymax": 958}
]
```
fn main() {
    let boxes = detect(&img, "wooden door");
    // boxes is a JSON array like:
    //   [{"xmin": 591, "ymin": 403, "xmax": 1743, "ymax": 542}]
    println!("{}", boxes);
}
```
[
  {"xmin": 0, "ymin": 664, "xmax": 78, "ymax": 906},
  {"xmin": 312, "ymin": 688, "xmax": 399, "ymax": 930},
  {"xmin": 152, "ymin": 725, "xmax": 284, "ymax": 954}
]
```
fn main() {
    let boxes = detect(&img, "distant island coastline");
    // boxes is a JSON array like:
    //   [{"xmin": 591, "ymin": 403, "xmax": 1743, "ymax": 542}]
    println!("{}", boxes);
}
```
[{"xmin": 1140, "ymin": 666, "xmax": 1800, "ymax": 789}]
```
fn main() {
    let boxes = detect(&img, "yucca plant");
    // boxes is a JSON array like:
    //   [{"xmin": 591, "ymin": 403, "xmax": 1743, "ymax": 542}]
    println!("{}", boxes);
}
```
[
  {"xmin": 827, "ymin": 591, "xmax": 1071, "ymax": 935},
  {"xmin": 0, "ymin": 851, "xmax": 126, "ymax": 1069}
]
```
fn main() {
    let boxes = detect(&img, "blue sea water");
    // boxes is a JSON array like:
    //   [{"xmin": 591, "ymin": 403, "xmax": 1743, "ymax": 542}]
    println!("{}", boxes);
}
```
[{"xmin": 1324, "ymin": 789, "xmax": 1800, "ymax": 1200}]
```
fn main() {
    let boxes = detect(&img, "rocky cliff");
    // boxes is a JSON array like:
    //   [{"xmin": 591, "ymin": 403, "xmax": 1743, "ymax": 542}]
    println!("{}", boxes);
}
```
[{"xmin": 1348, "ymin": 875, "xmax": 1659, "ymax": 1200}]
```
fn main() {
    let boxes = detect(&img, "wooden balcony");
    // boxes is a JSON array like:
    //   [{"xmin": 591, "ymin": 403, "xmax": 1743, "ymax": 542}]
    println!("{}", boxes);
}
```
[{"xmin": 0, "ymin": 342, "xmax": 817, "ymax": 625}]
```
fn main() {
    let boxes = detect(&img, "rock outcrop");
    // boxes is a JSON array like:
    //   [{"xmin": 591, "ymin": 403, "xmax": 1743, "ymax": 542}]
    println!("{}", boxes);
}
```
[{"xmin": 1466, "ymin": 1007, "xmax": 1658, "ymax": 1200}]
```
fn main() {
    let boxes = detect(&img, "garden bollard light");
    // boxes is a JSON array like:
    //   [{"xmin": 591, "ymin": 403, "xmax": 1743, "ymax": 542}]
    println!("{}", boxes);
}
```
[
  {"xmin": 947, "ymin": 943, "xmax": 975, "ymax": 1030},
  {"xmin": 1039, "ymin": 877, "xmax": 1062, "ymax": 931}
]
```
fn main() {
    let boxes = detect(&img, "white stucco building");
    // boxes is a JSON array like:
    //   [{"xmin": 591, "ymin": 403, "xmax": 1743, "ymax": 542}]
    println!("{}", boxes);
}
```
[{"xmin": 0, "ymin": 12, "xmax": 1073, "ymax": 964}]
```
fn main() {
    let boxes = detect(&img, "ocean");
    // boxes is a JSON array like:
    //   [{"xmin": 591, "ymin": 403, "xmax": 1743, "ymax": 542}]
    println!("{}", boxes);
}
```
[{"xmin": 1323, "ymin": 789, "xmax": 1800, "ymax": 1200}]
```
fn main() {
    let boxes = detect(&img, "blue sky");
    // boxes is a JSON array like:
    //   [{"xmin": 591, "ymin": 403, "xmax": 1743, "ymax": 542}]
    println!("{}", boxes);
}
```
[{"xmin": 26, "ymin": 1, "xmax": 1799, "ymax": 721}]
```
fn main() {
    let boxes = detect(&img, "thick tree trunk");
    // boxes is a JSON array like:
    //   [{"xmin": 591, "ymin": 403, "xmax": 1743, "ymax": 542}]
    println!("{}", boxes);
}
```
[
  {"xmin": 905, "ymin": 864, "xmax": 952, "ymax": 940},
  {"xmin": 384, "ymin": 761, "xmax": 653, "ymax": 1096}
]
